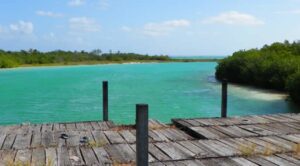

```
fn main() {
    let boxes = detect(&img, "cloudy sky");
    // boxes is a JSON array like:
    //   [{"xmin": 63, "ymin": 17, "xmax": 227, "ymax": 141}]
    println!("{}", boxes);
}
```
[{"xmin": 1, "ymin": 0, "xmax": 300, "ymax": 56}]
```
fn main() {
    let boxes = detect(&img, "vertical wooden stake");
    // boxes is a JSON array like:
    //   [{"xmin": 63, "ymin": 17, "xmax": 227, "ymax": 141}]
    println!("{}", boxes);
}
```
[
  {"xmin": 103, "ymin": 81, "xmax": 108, "ymax": 121},
  {"xmin": 221, "ymin": 79, "xmax": 228, "ymax": 118},
  {"xmin": 136, "ymin": 104, "xmax": 149, "ymax": 166}
]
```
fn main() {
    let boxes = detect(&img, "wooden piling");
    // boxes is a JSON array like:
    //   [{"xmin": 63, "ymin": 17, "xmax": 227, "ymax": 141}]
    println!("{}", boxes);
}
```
[
  {"xmin": 136, "ymin": 104, "xmax": 149, "ymax": 166},
  {"xmin": 221, "ymin": 79, "xmax": 228, "ymax": 118},
  {"xmin": 103, "ymin": 81, "xmax": 108, "ymax": 121}
]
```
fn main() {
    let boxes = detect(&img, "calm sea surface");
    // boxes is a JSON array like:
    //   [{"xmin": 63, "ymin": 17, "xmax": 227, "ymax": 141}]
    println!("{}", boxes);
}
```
[{"xmin": 0, "ymin": 62, "xmax": 299, "ymax": 125}]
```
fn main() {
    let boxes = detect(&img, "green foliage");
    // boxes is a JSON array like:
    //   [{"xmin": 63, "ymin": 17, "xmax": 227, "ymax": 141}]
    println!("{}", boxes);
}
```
[
  {"xmin": 216, "ymin": 40, "xmax": 300, "ymax": 104},
  {"xmin": 0, "ymin": 49, "xmax": 170, "ymax": 68},
  {"xmin": 287, "ymin": 71, "xmax": 300, "ymax": 103},
  {"xmin": 0, "ymin": 56, "xmax": 19, "ymax": 68}
]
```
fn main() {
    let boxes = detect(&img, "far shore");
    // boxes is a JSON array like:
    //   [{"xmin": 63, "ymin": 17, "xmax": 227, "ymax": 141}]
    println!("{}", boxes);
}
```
[{"xmin": 1, "ymin": 58, "xmax": 220, "ymax": 70}]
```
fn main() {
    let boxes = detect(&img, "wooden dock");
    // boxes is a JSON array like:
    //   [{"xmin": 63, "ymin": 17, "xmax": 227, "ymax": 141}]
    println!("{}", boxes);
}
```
[{"xmin": 1, "ymin": 113, "xmax": 300, "ymax": 165}]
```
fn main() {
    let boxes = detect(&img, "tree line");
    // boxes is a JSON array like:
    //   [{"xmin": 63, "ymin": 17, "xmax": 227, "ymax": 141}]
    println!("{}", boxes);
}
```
[
  {"xmin": 216, "ymin": 40, "xmax": 300, "ymax": 104},
  {"xmin": 0, "ymin": 49, "xmax": 170, "ymax": 68}
]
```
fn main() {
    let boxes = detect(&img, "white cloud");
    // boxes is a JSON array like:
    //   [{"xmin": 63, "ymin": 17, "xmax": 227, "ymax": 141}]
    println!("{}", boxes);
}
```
[
  {"xmin": 9, "ymin": 21, "xmax": 34, "ymax": 34},
  {"xmin": 98, "ymin": 0, "xmax": 110, "ymax": 10},
  {"xmin": 68, "ymin": 0, "xmax": 85, "ymax": 7},
  {"xmin": 36, "ymin": 11, "xmax": 63, "ymax": 17},
  {"xmin": 203, "ymin": 11, "xmax": 264, "ymax": 26},
  {"xmin": 143, "ymin": 19, "xmax": 190, "ymax": 37},
  {"xmin": 69, "ymin": 17, "xmax": 100, "ymax": 32},
  {"xmin": 121, "ymin": 26, "xmax": 132, "ymax": 32}
]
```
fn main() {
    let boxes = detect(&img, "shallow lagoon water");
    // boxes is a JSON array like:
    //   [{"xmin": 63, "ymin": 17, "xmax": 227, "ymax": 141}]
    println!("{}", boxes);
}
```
[{"xmin": 0, "ymin": 62, "xmax": 298, "ymax": 125}]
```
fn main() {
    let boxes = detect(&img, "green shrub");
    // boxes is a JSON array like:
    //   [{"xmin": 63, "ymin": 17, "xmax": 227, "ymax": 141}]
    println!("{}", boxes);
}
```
[
  {"xmin": 216, "ymin": 40, "xmax": 300, "ymax": 104},
  {"xmin": 287, "ymin": 71, "xmax": 300, "ymax": 103},
  {"xmin": 0, "ymin": 58, "xmax": 19, "ymax": 68}
]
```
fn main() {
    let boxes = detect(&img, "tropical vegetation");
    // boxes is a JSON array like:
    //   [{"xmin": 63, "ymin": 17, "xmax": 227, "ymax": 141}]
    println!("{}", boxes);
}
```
[
  {"xmin": 216, "ymin": 40, "xmax": 300, "ymax": 104},
  {"xmin": 0, "ymin": 49, "xmax": 170, "ymax": 68}
]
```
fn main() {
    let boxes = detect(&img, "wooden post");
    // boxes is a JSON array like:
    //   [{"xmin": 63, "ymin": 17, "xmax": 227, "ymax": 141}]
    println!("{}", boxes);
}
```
[
  {"xmin": 103, "ymin": 81, "xmax": 108, "ymax": 121},
  {"xmin": 136, "ymin": 104, "xmax": 149, "ymax": 166},
  {"xmin": 221, "ymin": 79, "xmax": 228, "ymax": 118}
]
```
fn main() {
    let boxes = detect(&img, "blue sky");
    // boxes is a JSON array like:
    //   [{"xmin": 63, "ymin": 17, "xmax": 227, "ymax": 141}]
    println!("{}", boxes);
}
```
[{"xmin": 0, "ymin": 0, "xmax": 300, "ymax": 56}]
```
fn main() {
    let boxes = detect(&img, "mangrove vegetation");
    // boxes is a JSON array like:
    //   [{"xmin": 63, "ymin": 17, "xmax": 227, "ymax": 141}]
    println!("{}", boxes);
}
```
[
  {"xmin": 216, "ymin": 40, "xmax": 300, "ymax": 104},
  {"xmin": 0, "ymin": 49, "xmax": 170, "ymax": 68}
]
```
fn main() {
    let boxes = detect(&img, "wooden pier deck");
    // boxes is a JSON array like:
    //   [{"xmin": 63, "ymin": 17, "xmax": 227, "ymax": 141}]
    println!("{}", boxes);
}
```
[{"xmin": 1, "ymin": 113, "xmax": 300, "ymax": 165}]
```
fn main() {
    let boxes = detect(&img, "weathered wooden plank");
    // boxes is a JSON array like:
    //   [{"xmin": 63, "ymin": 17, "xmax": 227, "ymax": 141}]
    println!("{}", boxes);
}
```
[
  {"xmin": 159, "ymin": 128, "xmax": 186, "ymax": 141},
  {"xmin": 1, "ymin": 134, "xmax": 16, "ymax": 150},
  {"xmin": 261, "ymin": 155, "xmax": 298, "ymax": 166},
  {"xmin": 83, "ymin": 122, "xmax": 94, "ymax": 130},
  {"xmin": 31, "ymin": 148, "xmax": 46, "ymax": 166},
  {"xmin": 65, "ymin": 123, "xmax": 76, "ymax": 130},
  {"xmin": 105, "ymin": 121, "xmax": 115, "ymax": 128},
  {"xmin": 196, "ymin": 140, "xmax": 237, "ymax": 157},
  {"xmin": 262, "ymin": 114, "xmax": 297, "ymax": 123},
  {"xmin": 57, "ymin": 147, "xmax": 72, "ymax": 166},
  {"xmin": 155, "ymin": 142, "xmax": 194, "ymax": 160},
  {"xmin": 41, "ymin": 131, "xmax": 57, "ymax": 147},
  {"xmin": 169, "ymin": 128, "xmax": 193, "ymax": 140},
  {"xmin": 247, "ymin": 156, "xmax": 278, "ymax": 166},
  {"xmin": 104, "ymin": 131, "xmax": 126, "ymax": 144},
  {"xmin": 230, "ymin": 157, "xmax": 258, "ymax": 166},
  {"xmin": 276, "ymin": 154, "xmax": 300, "ymax": 165},
  {"xmin": 200, "ymin": 157, "xmax": 240, "ymax": 166},
  {"xmin": 66, "ymin": 131, "xmax": 81, "ymax": 147},
  {"xmin": 52, "ymin": 123, "xmax": 60, "ymax": 132},
  {"xmin": 172, "ymin": 119, "xmax": 193, "ymax": 129},
  {"xmin": 190, "ymin": 126, "xmax": 229, "ymax": 139},
  {"xmin": 0, "ymin": 150, "xmax": 16, "ymax": 165},
  {"xmin": 279, "ymin": 134, "xmax": 300, "ymax": 143},
  {"xmin": 130, "ymin": 144, "xmax": 156, "ymax": 162},
  {"xmin": 238, "ymin": 124, "xmax": 277, "ymax": 136},
  {"xmin": 31, "ymin": 132, "xmax": 42, "ymax": 148},
  {"xmin": 105, "ymin": 144, "xmax": 136, "ymax": 164},
  {"xmin": 13, "ymin": 133, "xmax": 32, "ymax": 150},
  {"xmin": 245, "ymin": 137, "xmax": 279, "ymax": 153},
  {"xmin": 98, "ymin": 122, "xmax": 110, "ymax": 130},
  {"xmin": 91, "ymin": 130, "xmax": 110, "ymax": 146},
  {"xmin": 93, "ymin": 147, "xmax": 112, "ymax": 165},
  {"xmin": 69, "ymin": 147, "xmax": 85, "ymax": 165},
  {"xmin": 151, "ymin": 130, "xmax": 170, "ymax": 142},
  {"xmin": 75, "ymin": 122, "xmax": 86, "ymax": 130},
  {"xmin": 148, "ymin": 143, "xmax": 171, "ymax": 161},
  {"xmin": 178, "ymin": 141, "xmax": 212, "ymax": 158},
  {"xmin": 280, "ymin": 113, "xmax": 300, "ymax": 122},
  {"xmin": 80, "ymin": 147, "xmax": 99, "ymax": 165},
  {"xmin": 14, "ymin": 149, "xmax": 31, "ymax": 165},
  {"xmin": 0, "ymin": 134, "xmax": 6, "ymax": 149},
  {"xmin": 212, "ymin": 125, "xmax": 258, "ymax": 138},
  {"xmin": 59, "ymin": 123, "xmax": 67, "ymax": 131},
  {"xmin": 184, "ymin": 119, "xmax": 202, "ymax": 127},
  {"xmin": 149, "ymin": 130, "xmax": 165, "ymax": 142},
  {"xmin": 55, "ymin": 131, "xmax": 66, "ymax": 147},
  {"xmin": 29, "ymin": 124, "xmax": 42, "ymax": 133},
  {"xmin": 90, "ymin": 122, "xmax": 101, "ymax": 130},
  {"xmin": 119, "ymin": 130, "xmax": 136, "ymax": 144},
  {"xmin": 149, "ymin": 162, "xmax": 165, "ymax": 166},
  {"xmin": 42, "ymin": 123, "xmax": 53, "ymax": 132},
  {"xmin": 260, "ymin": 136, "xmax": 296, "ymax": 152},
  {"xmin": 195, "ymin": 118, "xmax": 226, "ymax": 126},
  {"xmin": 46, "ymin": 148, "xmax": 57, "ymax": 166}
]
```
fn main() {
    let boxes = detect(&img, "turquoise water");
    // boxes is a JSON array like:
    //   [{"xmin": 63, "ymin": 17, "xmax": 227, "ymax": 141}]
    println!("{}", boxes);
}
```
[
  {"xmin": 0, "ymin": 62, "xmax": 299, "ymax": 125},
  {"xmin": 171, "ymin": 56, "xmax": 226, "ymax": 59}
]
